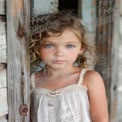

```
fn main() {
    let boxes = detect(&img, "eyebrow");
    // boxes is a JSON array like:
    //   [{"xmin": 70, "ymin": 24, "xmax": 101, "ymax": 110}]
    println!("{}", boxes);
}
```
[
  {"xmin": 43, "ymin": 41, "xmax": 55, "ymax": 43},
  {"xmin": 66, "ymin": 41, "xmax": 80, "ymax": 44},
  {"xmin": 44, "ymin": 41, "xmax": 80, "ymax": 44}
]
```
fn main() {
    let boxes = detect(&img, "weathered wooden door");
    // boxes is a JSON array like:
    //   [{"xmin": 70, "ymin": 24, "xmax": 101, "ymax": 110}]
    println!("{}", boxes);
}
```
[
  {"xmin": 95, "ymin": 0, "xmax": 121, "ymax": 121},
  {"xmin": 6, "ymin": 0, "xmax": 30, "ymax": 122},
  {"xmin": 0, "ymin": 0, "xmax": 8, "ymax": 122}
]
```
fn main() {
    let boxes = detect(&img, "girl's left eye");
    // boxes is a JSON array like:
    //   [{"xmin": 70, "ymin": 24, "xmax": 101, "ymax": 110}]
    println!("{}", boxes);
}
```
[
  {"xmin": 66, "ymin": 45, "xmax": 75, "ymax": 48},
  {"xmin": 43, "ymin": 44, "xmax": 54, "ymax": 48}
]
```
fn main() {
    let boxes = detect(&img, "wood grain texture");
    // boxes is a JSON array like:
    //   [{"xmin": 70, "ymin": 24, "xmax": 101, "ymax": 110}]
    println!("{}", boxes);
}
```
[
  {"xmin": 6, "ymin": 0, "xmax": 30, "ymax": 121},
  {"xmin": 109, "ymin": 0, "xmax": 120, "ymax": 121},
  {"xmin": 0, "ymin": 118, "xmax": 7, "ymax": 122},
  {"xmin": 0, "ymin": 21, "xmax": 6, "ymax": 63},
  {"xmin": 0, "ymin": 0, "xmax": 5, "ymax": 15},
  {"xmin": 95, "ymin": 0, "xmax": 114, "ymax": 116},
  {"xmin": 32, "ymin": 0, "xmax": 58, "ymax": 16},
  {"xmin": 120, "ymin": 0, "xmax": 122, "ymax": 16},
  {"xmin": 115, "ymin": 2, "xmax": 122, "ymax": 121},
  {"xmin": 0, "ymin": 88, "xmax": 8, "ymax": 117},
  {"xmin": 0, "ymin": 69, "xmax": 6, "ymax": 88},
  {"xmin": 0, "ymin": 63, "xmax": 6, "ymax": 71}
]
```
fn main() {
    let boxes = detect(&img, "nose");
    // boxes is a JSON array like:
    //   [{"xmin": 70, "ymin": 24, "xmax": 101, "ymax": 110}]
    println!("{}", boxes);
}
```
[{"xmin": 54, "ymin": 47, "xmax": 64, "ymax": 57}]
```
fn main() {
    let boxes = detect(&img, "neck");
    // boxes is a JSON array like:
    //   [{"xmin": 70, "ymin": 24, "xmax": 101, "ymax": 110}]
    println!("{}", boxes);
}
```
[{"xmin": 45, "ymin": 66, "xmax": 80, "ymax": 77}]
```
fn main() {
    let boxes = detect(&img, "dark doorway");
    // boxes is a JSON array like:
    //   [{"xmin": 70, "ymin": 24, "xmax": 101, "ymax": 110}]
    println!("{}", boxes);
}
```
[{"xmin": 58, "ymin": 0, "xmax": 78, "ymax": 15}]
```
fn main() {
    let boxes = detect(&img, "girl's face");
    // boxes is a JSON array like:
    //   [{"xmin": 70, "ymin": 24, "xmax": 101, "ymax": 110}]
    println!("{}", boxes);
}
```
[{"xmin": 39, "ymin": 29, "xmax": 84, "ymax": 70}]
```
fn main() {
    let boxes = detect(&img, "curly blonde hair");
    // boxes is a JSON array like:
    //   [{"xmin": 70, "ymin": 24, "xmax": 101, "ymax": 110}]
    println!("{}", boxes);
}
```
[{"xmin": 29, "ymin": 11, "xmax": 96, "ymax": 69}]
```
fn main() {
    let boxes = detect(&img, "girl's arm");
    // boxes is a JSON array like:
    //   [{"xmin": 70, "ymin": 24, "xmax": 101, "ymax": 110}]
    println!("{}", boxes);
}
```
[{"xmin": 85, "ymin": 70, "xmax": 109, "ymax": 122}]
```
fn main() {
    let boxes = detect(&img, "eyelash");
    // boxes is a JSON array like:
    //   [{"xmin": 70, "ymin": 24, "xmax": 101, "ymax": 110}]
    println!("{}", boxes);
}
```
[
  {"xmin": 43, "ymin": 44, "xmax": 76, "ymax": 48},
  {"xmin": 43, "ymin": 44, "xmax": 54, "ymax": 48},
  {"xmin": 66, "ymin": 44, "xmax": 75, "ymax": 48}
]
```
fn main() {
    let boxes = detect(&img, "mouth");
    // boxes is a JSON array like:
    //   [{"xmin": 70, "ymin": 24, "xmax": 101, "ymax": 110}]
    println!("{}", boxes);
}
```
[{"xmin": 52, "ymin": 60, "xmax": 66, "ymax": 64}]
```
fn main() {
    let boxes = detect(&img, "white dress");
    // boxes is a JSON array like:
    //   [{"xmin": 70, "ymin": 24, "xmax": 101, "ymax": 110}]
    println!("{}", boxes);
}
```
[{"xmin": 30, "ymin": 69, "xmax": 92, "ymax": 122}]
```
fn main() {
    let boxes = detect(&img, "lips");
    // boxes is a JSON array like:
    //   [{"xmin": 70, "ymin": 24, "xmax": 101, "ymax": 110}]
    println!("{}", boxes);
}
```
[{"xmin": 52, "ymin": 60, "xmax": 66, "ymax": 64}]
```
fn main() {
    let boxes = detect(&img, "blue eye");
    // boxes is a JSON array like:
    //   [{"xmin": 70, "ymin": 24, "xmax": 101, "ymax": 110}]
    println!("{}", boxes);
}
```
[
  {"xmin": 44, "ymin": 44, "xmax": 54, "ymax": 48},
  {"xmin": 66, "ymin": 45, "xmax": 75, "ymax": 48}
]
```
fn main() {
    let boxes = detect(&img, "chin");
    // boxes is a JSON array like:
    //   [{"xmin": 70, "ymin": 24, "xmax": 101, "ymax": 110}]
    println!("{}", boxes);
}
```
[{"xmin": 48, "ymin": 64, "xmax": 68, "ymax": 69}]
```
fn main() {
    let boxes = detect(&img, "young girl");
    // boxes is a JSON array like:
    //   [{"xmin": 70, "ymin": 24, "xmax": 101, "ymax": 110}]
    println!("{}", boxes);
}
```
[{"xmin": 30, "ymin": 11, "xmax": 108, "ymax": 122}]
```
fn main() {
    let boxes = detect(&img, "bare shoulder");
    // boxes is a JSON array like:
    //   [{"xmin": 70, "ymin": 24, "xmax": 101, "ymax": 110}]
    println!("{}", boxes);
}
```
[
  {"xmin": 83, "ymin": 69, "xmax": 104, "ymax": 88},
  {"xmin": 84, "ymin": 70, "xmax": 103, "ymax": 80},
  {"xmin": 84, "ymin": 70, "xmax": 108, "ymax": 121}
]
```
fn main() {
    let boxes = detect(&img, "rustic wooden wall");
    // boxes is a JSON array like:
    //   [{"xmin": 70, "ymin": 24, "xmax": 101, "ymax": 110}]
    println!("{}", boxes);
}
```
[
  {"xmin": 0, "ymin": 65, "xmax": 7, "ymax": 122},
  {"xmin": 31, "ymin": 0, "xmax": 58, "ymax": 16},
  {"xmin": 95, "ymin": 0, "xmax": 114, "ymax": 112},
  {"xmin": 0, "ymin": 0, "xmax": 8, "ymax": 122},
  {"xmin": 6, "ymin": 0, "xmax": 30, "ymax": 122},
  {"xmin": 109, "ymin": 0, "xmax": 120, "ymax": 121},
  {"xmin": 95, "ymin": 0, "xmax": 121, "ymax": 121},
  {"xmin": 119, "ymin": 1, "xmax": 122, "ymax": 116},
  {"xmin": 111, "ymin": 0, "xmax": 122, "ymax": 122},
  {"xmin": 0, "ymin": 0, "xmax": 5, "ymax": 15}
]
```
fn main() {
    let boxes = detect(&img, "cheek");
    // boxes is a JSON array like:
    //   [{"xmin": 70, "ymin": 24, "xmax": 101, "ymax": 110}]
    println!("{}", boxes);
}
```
[
  {"xmin": 67, "ymin": 51, "xmax": 79, "ymax": 60},
  {"xmin": 68, "ymin": 48, "xmax": 81, "ymax": 55},
  {"xmin": 68, "ymin": 48, "xmax": 81, "ymax": 59},
  {"xmin": 39, "ymin": 48, "xmax": 51, "ymax": 60},
  {"xmin": 69, "ymin": 53, "xmax": 78, "ymax": 60}
]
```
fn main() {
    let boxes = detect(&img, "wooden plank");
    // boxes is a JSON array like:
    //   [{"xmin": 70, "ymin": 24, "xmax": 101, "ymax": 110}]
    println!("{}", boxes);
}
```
[
  {"xmin": 0, "ymin": 0, "xmax": 5, "ymax": 15},
  {"xmin": 0, "ymin": 63, "xmax": 6, "ymax": 71},
  {"xmin": 0, "ymin": 88, "xmax": 8, "ymax": 117},
  {"xmin": 6, "ymin": 0, "xmax": 30, "ymax": 122},
  {"xmin": 120, "ymin": 0, "xmax": 122, "ymax": 15},
  {"xmin": 120, "ymin": 18, "xmax": 122, "ymax": 39},
  {"xmin": 0, "ymin": 19, "xmax": 6, "ymax": 63},
  {"xmin": 82, "ymin": 0, "xmax": 96, "ymax": 32},
  {"xmin": 0, "ymin": 117, "xmax": 7, "ymax": 122},
  {"xmin": 78, "ymin": 0, "xmax": 82, "ymax": 17},
  {"xmin": 0, "ymin": 69, "xmax": 7, "ymax": 88},
  {"xmin": 0, "ymin": 119, "xmax": 7, "ymax": 122},
  {"xmin": 117, "ymin": 91, "xmax": 122, "ymax": 121},
  {"xmin": 95, "ymin": 0, "xmax": 115, "ymax": 116},
  {"xmin": 109, "ymin": 0, "xmax": 120, "ymax": 121},
  {"xmin": 116, "ymin": 10, "xmax": 122, "ymax": 122},
  {"xmin": 32, "ymin": 0, "xmax": 58, "ymax": 16}
]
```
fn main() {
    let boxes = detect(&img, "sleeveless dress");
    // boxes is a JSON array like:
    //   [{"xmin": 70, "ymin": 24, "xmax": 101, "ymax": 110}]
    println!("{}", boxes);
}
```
[{"xmin": 30, "ymin": 69, "xmax": 92, "ymax": 122}]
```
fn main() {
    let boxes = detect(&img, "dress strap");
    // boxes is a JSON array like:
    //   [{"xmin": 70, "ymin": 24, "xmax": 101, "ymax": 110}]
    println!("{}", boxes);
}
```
[
  {"xmin": 78, "ymin": 69, "xmax": 89, "ymax": 85},
  {"xmin": 30, "ymin": 73, "xmax": 36, "ymax": 89}
]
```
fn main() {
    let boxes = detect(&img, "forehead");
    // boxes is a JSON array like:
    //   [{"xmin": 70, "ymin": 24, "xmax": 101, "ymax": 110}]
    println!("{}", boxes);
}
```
[{"xmin": 44, "ymin": 29, "xmax": 80, "ymax": 43}]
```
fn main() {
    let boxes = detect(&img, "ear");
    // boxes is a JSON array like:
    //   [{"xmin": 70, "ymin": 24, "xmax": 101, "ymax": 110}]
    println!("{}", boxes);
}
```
[{"xmin": 79, "ymin": 48, "xmax": 85, "ymax": 55}]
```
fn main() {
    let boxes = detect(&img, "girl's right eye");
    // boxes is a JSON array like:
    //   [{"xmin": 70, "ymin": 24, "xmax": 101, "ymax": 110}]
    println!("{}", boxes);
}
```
[{"xmin": 43, "ymin": 44, "xmax": 54, "ymax": 48}]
